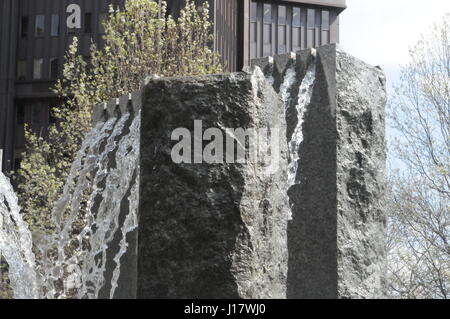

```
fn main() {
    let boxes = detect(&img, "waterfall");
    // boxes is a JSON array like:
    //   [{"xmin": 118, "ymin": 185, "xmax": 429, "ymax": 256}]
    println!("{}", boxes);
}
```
[
  {"xmin": 260, "ymin": 52, "xmax": 316, "ymax": 221},
  {"xmin": 279, "ymin": 66, "xmax": 297, "ymax": 111},
  {"xmin": 1, "ymin": 50, "xmax": 316, "ymax": 299},
  {"xmin": 287, "ymin": 56, "xmax": 316, "ymax": 187},
  {"xmin": 0, "ymin": 173, "xmax": 39, "ymax": 299},
  {"xmin": 0, "ymin": 104, "xmax": 140, "ymax": 299},
  {"xmin": 271, "ymin": 52, "xmax": 317, "ymax": 221}
]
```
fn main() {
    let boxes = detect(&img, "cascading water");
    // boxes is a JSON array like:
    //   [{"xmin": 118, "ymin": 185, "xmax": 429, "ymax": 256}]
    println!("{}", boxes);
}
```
[
  {"xmin": 0, "ymin": 173, "xmax": 39, "ymax": 299},
  {"xmin": 279, "ymin": 66, "xmax": 297, "ymax": 110},
  {"xmin": 287, "ymin": 54, "xmax": 316, "ymax": 187},
  {"xmin": 271, "ymin": 51, "xmax": 317, "ymax": 220},
  {"xmin": 0, "ymin": 99, "xmax": 140, "ymax": 299},
  {"xmin": 1, "ymin": 52, "xmax": 316, "ymax": 298}
]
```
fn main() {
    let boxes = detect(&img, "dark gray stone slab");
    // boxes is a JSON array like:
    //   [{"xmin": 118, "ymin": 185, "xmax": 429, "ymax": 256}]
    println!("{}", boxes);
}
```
[
  {"xmin": 335, "ymin": 49, "xmax": 387, "ymax": 299},
  {"xmin": 137, "ymin": 71, "xmax": 289, "ymax": 299},
  {"xmin": 285, "ymin": 46, "xmax": 340, "ymax": 299},
  {"xmin": 274, "ymin": 45, "xmax": 387, "ymax": 299},
  {"xmin": 93, "ymin": 45, "xmax": 386, "ymax": 300}
]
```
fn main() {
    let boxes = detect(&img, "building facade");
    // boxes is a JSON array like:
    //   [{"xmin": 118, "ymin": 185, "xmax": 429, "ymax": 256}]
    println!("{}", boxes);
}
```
[{"xmin": 0, "ymin": 0, "xmax": 346, "ymax": 173}]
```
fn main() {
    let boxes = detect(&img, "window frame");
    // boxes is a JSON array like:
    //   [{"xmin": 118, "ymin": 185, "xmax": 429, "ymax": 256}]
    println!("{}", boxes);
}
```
[
  {"xmin": 35, "ymin": 15, "xmax": 45, "ymax": 37},
  {"xmin": 84, "ymin": 12, "xmax": 92, "ymax": 34},
  {"xmin": 277, "ymin": 5, "xmax": 287, "ymax": 54},
  {"xmin": 51, "ymin": 14, "xmax": 60, "ymax": 37},
  {"xmin": 33, "ymin": 58, "xmax": 44, "ymax": 80},
  {"xmin": 307, "ymin": 9, "xmax": 315, "ymax": 29},
  {"xmin": 17, "ymin": 60, "xmax": 27, "ymax": 81},
  {"xmin": 49, "ymin": 57, "xmax": 59, "ymax": 80},
  {"xmin": 292, "ymin": 7, "xmax": 301, "ymax": 27},
  {"xmin": 321, "ymin": 10, "xmax": 330, "ymax": 31},
  {"xmin": 20, "ymin": 16, "xmax": 29, "ymax": 38},
  {"xmin": 263, "ymin": 3, "xmax": 272, "ymax": 53}
]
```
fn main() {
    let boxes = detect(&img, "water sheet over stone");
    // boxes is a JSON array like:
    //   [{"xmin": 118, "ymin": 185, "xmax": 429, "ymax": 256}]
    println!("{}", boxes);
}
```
[
  {"xmin": 0, "ymin": 172, "xmax": 39, "ymax": 299},
  {"xmin": 137, "ymin": 69, "xmax": 289, "ymax": 299},
  {"xmin": 1, "ymin": 45, "xmax": 386, "ymax": 299},
  {"xmin": 253, "ymin": 44, "xmax": 387, "ymax": 299}
]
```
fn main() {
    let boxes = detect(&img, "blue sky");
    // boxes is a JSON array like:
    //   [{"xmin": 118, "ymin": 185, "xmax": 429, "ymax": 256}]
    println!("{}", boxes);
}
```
[
  {"xmin": 341, "ymin": 0, "xmax": 450, "ymax": 92},
  {"xmin": 340, "ymin": 0, "xmax": 450, "ymax": 169}
]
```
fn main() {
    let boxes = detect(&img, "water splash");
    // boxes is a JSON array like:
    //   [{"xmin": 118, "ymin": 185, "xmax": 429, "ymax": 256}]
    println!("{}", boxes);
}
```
[
  {"xmin": 0, "ymin": 106, "xmax": 141, "ymax": 299},
  {"xmin": 0, "ymin": 173, "xmax": 39, "ymax": 299},
  {"xmin": 279, "ymin": 66, "xmax": 297, "ymax": 111},
  {"xmin": 287, "ymin": 58, "xmax": 316, "ymax": 187},
  {"xmin": 260, "ymin": 55, "xmax": 316, "ymax": 221},
  {"xmin": 278, "ymin": 65, "xmax": 299, "ymax": 221}
]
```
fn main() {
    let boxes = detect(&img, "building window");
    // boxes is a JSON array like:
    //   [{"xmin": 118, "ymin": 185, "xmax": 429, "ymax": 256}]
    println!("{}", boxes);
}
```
[
  {"xmin": 85, "ymin": 13, "xmax": 92, "ymax": 34},
  {"xmin": 307, "ymin": 9, "xmax": 315, "ymax": 29},
  {"xmin": 306, "ymin": 9, "xmax": 315, "ymax": 48},
  {"xmin": 293, "ymin": 7, "xmax": 301, "ymax": 51},
  {"xmin": 16, "ymin": 104, "xmax": 25, "ymax": 125},
  {"xmin": 251, "ymin": 2, "xmax": 257, "ymax": 22},
  {"xmin": 17, "ymin": 60, "xmax": 27, "ymax": 81},
  {"xmin": 263, "ymin": 4, "xmax": 271, "ymax": 24},
  {"xmin": 278, "ymin": 6, "xmax": 287, "ymax": 54},
  {"xmin": 263, "ymin": 25, "xmax": 271, "ymax": 44},
  {"xmin": 51, "ymin": 14, "xmax": 60, "ymax": 36},
  {"xmin": 293, "ymin": 7, "xmax": 301, "ymax": 27},
  {"xmin": 263, "ymin": 4, "xmax": 272, "ymax": 56},
  {"xmin": 315, "ymin": 10, "xmax": 321, "ymax": 46},
  {"xmin": 50, "ymin": 58, "xmax": 59, "ymax": 80},
  {"xmin": 35, "ymin": 15, "xmax": 45, "ymax": 37},
  {"xmin": 32, "ymin": 105, "xmax": 41, "ymax": 125},
  {"xmin": 250, "ymin": 2, "xmax": 257, "ymax": 59},
  {"xmin": 20, "ymin": 16, "xmax": 29, "ymax": 38},
  {"xmin": 278, "ymin": 5, "xmax": 286, "ymax": 25},
  {"xmin": 322, "ymin": 10, "xmax": 330, "ymax": 31},
  {"xmin": 99, "ymin": 13, "xmax": 107, "ymax": 34},
  {"xmin": 33, "ymin": 59, "xmax": 43, "ymax": 80},
  {"xmin": 321, "ymin": 10, "xmax": 330, "ymax": 45}
]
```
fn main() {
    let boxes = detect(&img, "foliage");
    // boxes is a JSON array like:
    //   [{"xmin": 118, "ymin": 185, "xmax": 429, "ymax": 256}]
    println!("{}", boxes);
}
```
[
  {"xmin": 14, "ymin": 0, "xmax": 222, "ymax": 233},
  {"xmin": 387, "ymin": 14, "xmax": 450, "ymax": 299}
]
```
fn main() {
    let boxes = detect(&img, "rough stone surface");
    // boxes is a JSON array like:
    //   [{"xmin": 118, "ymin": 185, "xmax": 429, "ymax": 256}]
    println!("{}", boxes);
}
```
[
  {"xmin": 335, "ymin": 49, "xmax": 387, "ymax": 299},
  {"xmin": 92, "ymin": 45, "xmax": 386, "ymax": 299},
  {"xmin": 253, "ymin": 44, "xmax": 387, "ymax": 299},
  {"xmin": 137, "ymin": 71, "xmax": 289, "ymax": 299}
]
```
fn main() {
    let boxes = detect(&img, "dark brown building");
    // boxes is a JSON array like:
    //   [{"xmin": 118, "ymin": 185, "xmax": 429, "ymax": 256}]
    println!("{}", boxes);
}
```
[{"xmin": 0, "ymin": 0, "xmax": 346, "ymax": 173}]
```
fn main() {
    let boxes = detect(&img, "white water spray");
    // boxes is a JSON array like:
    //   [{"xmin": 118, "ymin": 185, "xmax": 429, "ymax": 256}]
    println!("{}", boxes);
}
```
[
  {"xmin": 0, "ymin": 173, "xmax": 39, "ymax": 299},
  {"xmin": 287, "ymin": 56, "xmax": 316, "ymax": 187},
  {"xmin": 0, "ymin": 106, "xmax": 141, "ymax": 299},
  {"xmin": 279, "ymin": 66, "xmax": 297, "ymax": 111}
]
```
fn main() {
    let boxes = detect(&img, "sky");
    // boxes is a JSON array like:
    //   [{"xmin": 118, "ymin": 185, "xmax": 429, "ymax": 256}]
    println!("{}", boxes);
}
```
[
  {"xmin": 340, "ymin": 0, "xmax": 450, "ymax": 169},
  {"xmin": 340, "ymin": 0, "xmax": 450, "ymax": 91}
]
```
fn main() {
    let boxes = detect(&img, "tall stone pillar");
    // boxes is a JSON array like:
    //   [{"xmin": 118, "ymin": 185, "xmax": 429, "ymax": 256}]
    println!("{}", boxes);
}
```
[
  {"xmin": 137, "ymin": 71, "xmax": 289, "ymax": 299},
  {"xmin": 253, "ymin": 45, "xmax": 387, "ymax": 299},
  {"xmin": 95, "ymin": 45, "xmax": 386, "ymax": 299}
]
